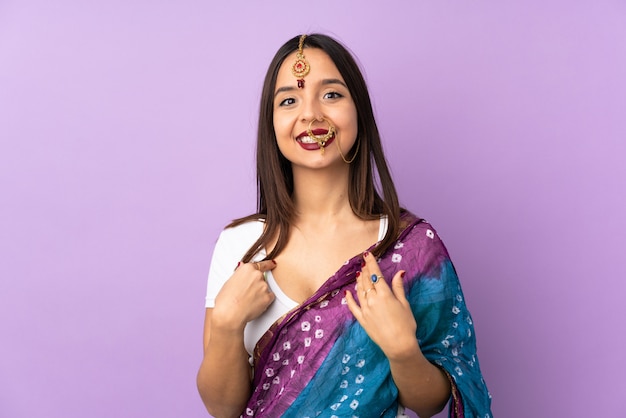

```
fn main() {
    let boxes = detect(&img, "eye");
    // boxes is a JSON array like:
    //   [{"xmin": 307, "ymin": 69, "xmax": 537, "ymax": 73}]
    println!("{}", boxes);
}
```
[
  {"xmin": 278, "ymin": 97, "xmax": 296, "ymax": 107},
  {"xmin": 323, "ymin": 91, "xmax": 343, "ymax": 100}
]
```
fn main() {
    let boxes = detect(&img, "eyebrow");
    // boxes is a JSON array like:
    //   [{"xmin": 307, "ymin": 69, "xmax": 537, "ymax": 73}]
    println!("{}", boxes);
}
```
[
  {"xmin": 321, "ymin": 78, "xmax": 348, "ymax": 88},
  {"xmin": 273, "ymin": 78, "xmax": 348, "ymax": 98}
]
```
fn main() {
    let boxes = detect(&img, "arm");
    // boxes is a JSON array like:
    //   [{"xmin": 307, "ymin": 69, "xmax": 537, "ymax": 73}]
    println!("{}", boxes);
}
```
[
  {"xmin": 386, "ymin": 337, "xmax": 450, "ymax": 417},
  {"xmin": 197, "ymin": 308, "xmax": 252, "ymax": 418},
  {"xmin": 197, "ymin": 261, "xmax": 276, "ymax": 417}
]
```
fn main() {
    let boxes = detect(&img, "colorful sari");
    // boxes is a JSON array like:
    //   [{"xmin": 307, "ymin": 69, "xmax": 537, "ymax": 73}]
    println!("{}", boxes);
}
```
[{"xmin": 244, "ymin": 213, "xmax": 492, "ymax": 417}]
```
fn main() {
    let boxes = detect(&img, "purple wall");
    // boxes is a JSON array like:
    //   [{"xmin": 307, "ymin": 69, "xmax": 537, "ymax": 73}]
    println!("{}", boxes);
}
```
[{"xmin": 1, "ymin": 1, "xmax": 624, "ymax": 417}]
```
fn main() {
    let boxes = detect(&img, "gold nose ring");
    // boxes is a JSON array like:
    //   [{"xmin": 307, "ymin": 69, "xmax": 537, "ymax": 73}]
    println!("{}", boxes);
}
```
[{"xmin": 307, "ymin": 117, "xmax": 336, "ymax": 154}]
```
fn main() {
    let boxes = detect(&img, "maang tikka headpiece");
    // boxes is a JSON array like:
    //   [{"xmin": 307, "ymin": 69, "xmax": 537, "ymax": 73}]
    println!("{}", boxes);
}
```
[{"xmin": 291, "ymin": 35, "xmax": 310, "ymax": 88}]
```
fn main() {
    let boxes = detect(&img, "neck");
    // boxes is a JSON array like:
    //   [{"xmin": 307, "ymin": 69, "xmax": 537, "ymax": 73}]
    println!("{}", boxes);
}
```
[{"xmin": 291, "ymin": 164, "xmax": 354, "ymax": 223}]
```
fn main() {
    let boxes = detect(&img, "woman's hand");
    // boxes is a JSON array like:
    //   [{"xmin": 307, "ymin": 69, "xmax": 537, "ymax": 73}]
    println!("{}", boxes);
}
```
[
  {"xmin": 345, "ymin": 252, "xmax": 420, "ymax": 361},
  {"xmin": 346, "ymin": 252, "xmax": 450, "ymax": 415},
  {"xmin": 212, "ymin": 260, "xmax": 277, "ymax": 332}
]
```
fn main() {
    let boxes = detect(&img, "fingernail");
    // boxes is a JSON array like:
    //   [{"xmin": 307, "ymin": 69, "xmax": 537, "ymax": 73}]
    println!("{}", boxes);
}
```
[
  {"xmin": 356, "ymin": 271, "xmax": 361, "ymax": 278},
  {"xmin": 271, "ymin": 259, "xmax": 277, "ymax": 265},
  {"xmin": 236, "ymin": 261, "xmax": 241, "ymax": 268},
  {"xmin": 363, "ymin": 251, "xmax": 370, "ymax": 258},
  {"xmin": 361, "ymin": 259, "xmax": 366, "ymax": 268},
  {"xmin": 400, "ymin": 271, "xmax": 406, "ymax": 278}
]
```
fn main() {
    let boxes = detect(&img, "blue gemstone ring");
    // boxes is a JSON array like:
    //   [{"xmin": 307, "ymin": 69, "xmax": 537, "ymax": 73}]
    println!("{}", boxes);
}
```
[{"xmin": 371, "ymin": 274, "xmax": 380, "ymax": 283}]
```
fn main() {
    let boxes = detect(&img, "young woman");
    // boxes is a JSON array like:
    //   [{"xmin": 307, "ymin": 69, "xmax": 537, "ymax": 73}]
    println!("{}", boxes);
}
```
[{"xmin": 197, "ymin": 34, "xmax": 492, "ymax": 418}]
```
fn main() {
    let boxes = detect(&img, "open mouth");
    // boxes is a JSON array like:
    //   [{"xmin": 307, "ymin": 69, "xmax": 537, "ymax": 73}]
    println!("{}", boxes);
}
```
[{"xmin": 296, "ymin": 129, "xmax": 335, "ymax": 148}]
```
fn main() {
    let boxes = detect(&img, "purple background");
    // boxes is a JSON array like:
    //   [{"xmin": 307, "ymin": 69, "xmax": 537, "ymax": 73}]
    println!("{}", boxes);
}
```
[{"xmin": 1, "ymin": 1, "xmax": 625, "ymax": 417}]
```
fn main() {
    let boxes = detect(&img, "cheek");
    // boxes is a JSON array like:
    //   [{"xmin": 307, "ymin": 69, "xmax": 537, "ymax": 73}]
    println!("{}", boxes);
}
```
[
  {"xmin": 336, "ymin": 102, "xmax": 357, "ymax": 128},
  {"xmin": 350, "ymin": 111, "xmax": 358, "ymax": 134},
  {"xmin": 272, "ymin": 118, "xmax": 290, "ymax": 156},
  {"xmin": 273, "ymin": 115, "xmax": 291, "ymax": 139},
  {"xmin": 274, "ymin": 133, "xmax": 292, "ymax": 160},
  {"xmin": 338, "ymin": 108, "xmax": 358, "ymax": 137}
]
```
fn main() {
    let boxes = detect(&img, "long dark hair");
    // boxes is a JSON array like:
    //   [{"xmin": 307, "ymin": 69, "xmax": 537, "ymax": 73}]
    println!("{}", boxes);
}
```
[{"xmin": 231, "ymin": 34, "xmax": 402, "ymax": 262}]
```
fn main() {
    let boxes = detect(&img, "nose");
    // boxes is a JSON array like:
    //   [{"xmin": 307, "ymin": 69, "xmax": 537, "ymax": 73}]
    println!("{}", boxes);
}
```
[{"xmin": 299, "ymin": 95, "xmax": 323, "ymax": 123}]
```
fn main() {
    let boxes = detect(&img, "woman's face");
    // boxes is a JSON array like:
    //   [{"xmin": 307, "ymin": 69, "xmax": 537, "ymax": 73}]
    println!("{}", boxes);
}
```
[{"xmin": 273, "ymin": 48, "xmax": 358, "ymax": 170}]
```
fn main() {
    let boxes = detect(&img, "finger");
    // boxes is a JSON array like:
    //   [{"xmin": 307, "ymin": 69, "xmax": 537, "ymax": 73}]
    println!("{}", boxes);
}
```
[
  {"xmin": 362, "ymin": 253, "xmax": 391, "ymax": 295},
  {"xmin": 344, "ymin": 290, "xmax": 363, "ymax": 321},
  {"xmin": 370, "ymin": 271, "xmax": 392, "ymax": 297},
  {"xmin": 356, "ymin": 271, "xmax": 374, "ymax": 302},
  {"xmin": 355, "ymin": 271, "xmax": 365, "ymax": 296},
  {"xmin": 391, "ymin": 271, "xmax": 407, "ymax": 301},
  {"xmin": 362, "ymin": 250, "xmax": 380, "ymax": 270},
  {"xmin": 362, "ymin": 251, "xmax": 384, "ymax": 285},
  {"xmin": 369, "ymin": 271, "xmax": 388, "ymax": 286},
  {"xmin": 252, "ymin": 259, "xmax": 277, "ymax": 272}
]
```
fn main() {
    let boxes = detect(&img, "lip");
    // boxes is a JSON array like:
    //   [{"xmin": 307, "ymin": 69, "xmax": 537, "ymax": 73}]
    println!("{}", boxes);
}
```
[
  {"xmin": 296, "ymin": 128, "xmax": 331, "ymax": 139},
  {"xmin": 295, "ymin": 129, "xmax": 336, "ymax": 151}
]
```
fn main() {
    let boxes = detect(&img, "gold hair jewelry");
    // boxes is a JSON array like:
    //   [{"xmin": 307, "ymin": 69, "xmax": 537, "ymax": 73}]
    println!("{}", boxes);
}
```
[
  {"xmin": 307, "ymin": 117, "xmax": 336, "ymax": 155},
  {"xmin": 292, "ymin": 35, "xmax": 310, "ymax": 89}
]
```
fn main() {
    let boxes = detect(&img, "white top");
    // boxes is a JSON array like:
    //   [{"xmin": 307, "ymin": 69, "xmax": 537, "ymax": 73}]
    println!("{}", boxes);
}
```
[{"xmin": 205, "ymin": 217, "xmax": 388, "ymax": 356}]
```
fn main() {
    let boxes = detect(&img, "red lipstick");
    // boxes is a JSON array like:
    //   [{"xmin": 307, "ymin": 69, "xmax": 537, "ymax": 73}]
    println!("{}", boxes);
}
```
[{"xmin": 295, "ymin": 129, "xmax": 335, "ymax": 151}]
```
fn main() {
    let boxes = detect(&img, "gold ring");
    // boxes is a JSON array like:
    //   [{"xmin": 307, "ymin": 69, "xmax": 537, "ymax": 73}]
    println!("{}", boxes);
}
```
[
  {"xmin": 364, "ymin": 287, "xmax": 376, "ymax": 298},
  {"xmin": 254, "ymin": 262, "xmax": 261, "ymax": 270}
]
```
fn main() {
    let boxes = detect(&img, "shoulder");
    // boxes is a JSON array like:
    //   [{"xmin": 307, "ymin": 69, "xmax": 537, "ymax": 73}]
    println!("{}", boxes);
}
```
[
  {"xmin": 378, "ymin": 215, "xmax": 455, "ymax": 284},
  {"xmin": 214, "ymin": 219, "xmax": 265, "ymax": 256},
  {"xmin": 396, "ymin": 212, "xmax": 451, "ymax": 261},
  {"xmin": 206, "ymin": 220, "xmax": 265, "ymax": 300},
  {"xmin": 219, "ymin": 219, "xmax": 264, "ymax": 241}
]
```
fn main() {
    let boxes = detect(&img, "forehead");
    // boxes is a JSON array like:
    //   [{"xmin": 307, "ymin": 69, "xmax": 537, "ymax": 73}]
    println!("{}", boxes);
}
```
[{"xmin": 275, "ymin": 48, "xmax": 344, "ymax": 86}]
